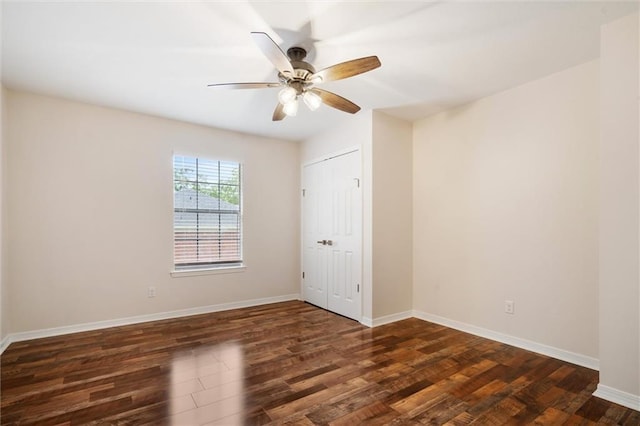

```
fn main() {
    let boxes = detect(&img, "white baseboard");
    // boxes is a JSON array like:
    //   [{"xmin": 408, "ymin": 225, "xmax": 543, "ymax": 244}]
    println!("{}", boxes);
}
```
[
  {"xmin": 372, "ymin": 310, "xmax": 414, "ymax": 327},
  {"xmin": 412, "ymin": 310, "xmax": 599, "ymax": 371},
  {"xmin": 360, "ymin": 310, "xmax": 413, "ymax": 328},
  {"xmin": 360, "ymin": 316, "xmax": 373, "ymax": 327},
  {"xmin": 0, "ymin": 334, "xmax": 11, "ymax": 354},
  {"xmin": 594, "ymin": 384, "xmax": 640, "ymax": 411},
  {"xmin": 0, "ymin": 293, "xmax": 300, "ymax": 355}
]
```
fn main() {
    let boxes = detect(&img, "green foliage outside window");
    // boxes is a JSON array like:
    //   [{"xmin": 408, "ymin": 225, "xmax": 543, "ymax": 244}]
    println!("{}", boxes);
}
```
[{"xmin": 174, "ymin": 167, "xmax": 240, "ymax": 206}]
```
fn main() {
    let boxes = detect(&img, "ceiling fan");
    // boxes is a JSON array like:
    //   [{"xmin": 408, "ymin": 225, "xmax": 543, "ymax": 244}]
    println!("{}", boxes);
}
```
[{"xmin": 207, "ymin": 32, "xmax": 381, "ymax": 121}]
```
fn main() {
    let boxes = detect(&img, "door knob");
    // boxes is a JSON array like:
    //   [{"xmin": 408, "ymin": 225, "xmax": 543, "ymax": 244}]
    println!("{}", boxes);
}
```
[
  {"xmin": 317, "ymin": 240, "xmax": 327, "ymax": 245},
  {"xmin": 326, "ymin": 240, "xmax": 333, "ymax": 246}
]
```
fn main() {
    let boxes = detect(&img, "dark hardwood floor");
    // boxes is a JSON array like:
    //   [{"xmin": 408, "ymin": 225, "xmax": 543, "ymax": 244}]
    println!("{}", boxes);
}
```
[{"xmin": 1, "ymin": 301, "xmax": 638, "ymax": 425}]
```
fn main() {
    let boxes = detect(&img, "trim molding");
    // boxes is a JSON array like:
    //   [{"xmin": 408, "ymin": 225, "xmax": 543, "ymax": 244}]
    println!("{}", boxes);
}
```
[
  {"xmin": 170, "ymin": 265, "xmax": 246, "ymax": 278},
  {"xmin": 360, "ymin": 316, "xmax": 373, "ymax": 327},
  {"xmin": 594, "ymin": 384, "xmax": 640, "ymax": 411},
  {"xmin": 360, "ymin": 311, "xmax": 413, "ymax": 328},
  {"xmin": 0, "ymin": 335, "xmax": 11, "ymax": 355},
  {"xmin": 370, "ymin": 310, "xmax": 414, "ymax": 327},
  {"xmin": 0, "ymin": 293, "xmax": 299, "ymax": 355},
  {"xmin": 302, "ymin": 146, "xmax": 361, "ymax": 168},
  {"xmin": 412, "ymin": 310, "xmax": 599, "ymax": 371}
]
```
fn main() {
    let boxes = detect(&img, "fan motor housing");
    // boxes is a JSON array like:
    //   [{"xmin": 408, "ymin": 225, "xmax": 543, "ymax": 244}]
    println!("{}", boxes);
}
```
[
  {"xmin": 286, "ymin": 47, "xmax": 316, "ymax": 81},
  {"xmin": 291, "ymin": 62, "xmax": 315, "ymax": 79}
]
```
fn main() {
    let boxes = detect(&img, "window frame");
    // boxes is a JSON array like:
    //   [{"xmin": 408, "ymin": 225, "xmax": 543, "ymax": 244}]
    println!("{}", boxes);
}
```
[{"xmin": 171, "ymin": 155, "xmax": 244, "ymax": 275}]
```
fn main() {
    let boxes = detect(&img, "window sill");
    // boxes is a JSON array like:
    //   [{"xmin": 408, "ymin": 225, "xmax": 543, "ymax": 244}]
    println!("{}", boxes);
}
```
[{"xmin": 170, "ymin": 265, "xmax": 246, "ymax": 278}]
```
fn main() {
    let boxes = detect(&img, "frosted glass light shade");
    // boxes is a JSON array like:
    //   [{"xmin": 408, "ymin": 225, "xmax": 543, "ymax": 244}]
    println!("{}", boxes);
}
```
[
  {"xmin": 303, "ymin": 91, "xmax": 322, "ymax": 111},
  {"xmin": 283, "ymin": 99, "xmax": 298, "ymax": 116},
  {"xmin": 278, "ymin": 87, "xmax": 297, "ymax": 105}
]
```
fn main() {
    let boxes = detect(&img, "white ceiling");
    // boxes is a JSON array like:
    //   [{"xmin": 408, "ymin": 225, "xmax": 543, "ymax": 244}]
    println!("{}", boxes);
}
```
[{"xmin": 1, "ymin": 1, "xmax": 637, "ymax": 142}]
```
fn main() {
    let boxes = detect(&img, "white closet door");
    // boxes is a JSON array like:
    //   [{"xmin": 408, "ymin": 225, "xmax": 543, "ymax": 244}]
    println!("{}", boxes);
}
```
[
  {"xmin": 302, "ymin": 160, "xmax": 327, "ymax": 309},
  {"xmin": 302, "ymin": 150, "xmax": 362, "ymax": 321}
]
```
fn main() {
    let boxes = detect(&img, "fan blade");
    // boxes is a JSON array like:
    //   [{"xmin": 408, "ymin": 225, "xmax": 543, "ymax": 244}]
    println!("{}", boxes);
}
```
[
  {"xmin": 251, "ymin": 32, "xmax": 294, "ymax": 76},
  {"xmin": 207, "ymin": 82, "xmax": 280, "ymax": 89},
  {"xmin": 310, "ymin": 88, "xmax": 361, "ymax": 114},
  {"xmin": 311, "ymin": 56, "xmax": 381, "ymax": 83},
  {"xmin": 273, "ymin": 103, "xmax": 286, "ymax": 121}
]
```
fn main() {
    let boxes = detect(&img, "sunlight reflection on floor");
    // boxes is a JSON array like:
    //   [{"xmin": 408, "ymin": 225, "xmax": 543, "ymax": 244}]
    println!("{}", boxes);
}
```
[{"xmin": 168, "ymin": 343, "xmax": 245, "ymax": 425}]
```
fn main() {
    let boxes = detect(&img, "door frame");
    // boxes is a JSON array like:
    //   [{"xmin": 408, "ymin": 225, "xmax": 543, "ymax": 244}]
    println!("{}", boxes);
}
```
[{"xmin": 301, "ymin": 146, "xmax": 363, "ymax": 321}]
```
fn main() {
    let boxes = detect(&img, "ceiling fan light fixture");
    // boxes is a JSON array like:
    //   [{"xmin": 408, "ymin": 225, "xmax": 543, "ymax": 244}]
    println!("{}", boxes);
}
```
[
  {"xmin": 208, "ymin": 32, "xmax": 381, "ymax": 121},
  {"xmin": 282, "ymin": 99, "xmax": 299, "ymax": 117},
  {"xmin": 303, "ymin": 90, "xmax": 322, "ymax": 111},
  {"xmin": 278, "ymin": 86, "xmax": 297, "ymax": 105}
]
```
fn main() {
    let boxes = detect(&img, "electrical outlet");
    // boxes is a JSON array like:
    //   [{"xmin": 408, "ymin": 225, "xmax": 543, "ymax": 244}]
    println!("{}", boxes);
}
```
[
  {"xmin": 148, "ymin": 286, "xmax": 156, "ymax": 298},
  {"xmin": 504, "ymin": 300, "xmax": 514, "ymax": 314}
]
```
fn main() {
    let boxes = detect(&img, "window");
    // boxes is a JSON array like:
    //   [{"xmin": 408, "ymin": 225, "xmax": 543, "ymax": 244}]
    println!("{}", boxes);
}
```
[{"xmin": 173, "ymin": 156, "xmax": 242, "ymax": 270}]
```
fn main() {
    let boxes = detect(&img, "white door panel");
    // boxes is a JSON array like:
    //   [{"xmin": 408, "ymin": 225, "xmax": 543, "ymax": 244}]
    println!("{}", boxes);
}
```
[
  {"xmin": 302, "ymin": 150, "xmax": 361, "ymax": 320},
  {"xmin": 302, "ymin": 161, "xmax": 326, "ymax": 309}
]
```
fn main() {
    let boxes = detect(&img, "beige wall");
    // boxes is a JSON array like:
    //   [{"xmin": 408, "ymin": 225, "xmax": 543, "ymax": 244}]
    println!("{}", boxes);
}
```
[
  {"xmin": 413, "ymin": 60, "xmax": 599, "ymax": 358},
  {"xmin": 5, "ymin": 90, "xmax": 300, "ymax": 333},
  {"xmin": 372, "ymin": 111, "xmax": 412, "ymax": 318},
  {"xmin": 597, "ymin": 12, "xmax": 640, "ymax": 400}
]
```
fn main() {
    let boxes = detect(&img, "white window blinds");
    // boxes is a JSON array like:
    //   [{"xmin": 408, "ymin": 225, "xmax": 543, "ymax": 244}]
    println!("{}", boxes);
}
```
[{"xmin": 173, "ymin": 156, "xmax": 242, "ymax": 269}]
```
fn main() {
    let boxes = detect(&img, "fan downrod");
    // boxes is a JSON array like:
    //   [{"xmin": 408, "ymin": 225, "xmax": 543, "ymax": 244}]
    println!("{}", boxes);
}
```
[{"xmin": 287, "ymin": 47, "xmax": 307, "ymax": 62}]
